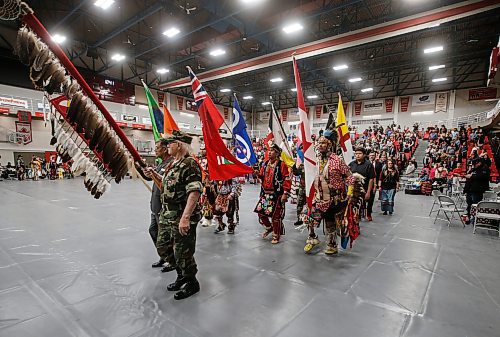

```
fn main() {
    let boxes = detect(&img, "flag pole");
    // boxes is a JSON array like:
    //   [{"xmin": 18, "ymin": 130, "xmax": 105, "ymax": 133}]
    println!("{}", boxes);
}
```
[{"xmin": 270, "ymin": 96, "xmax": 294, "ymax": 158}]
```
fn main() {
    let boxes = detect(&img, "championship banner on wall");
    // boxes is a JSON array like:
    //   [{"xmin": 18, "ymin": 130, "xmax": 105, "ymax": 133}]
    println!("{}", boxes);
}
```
[
  {"xmin": 223, "ymin": 107, "xmax": 229, "ymax": 120},
  {"xmin": 385, "ymin": 98, "xmax": 394, "ymax": 113},
  {"xmin": 354, "ymin": 102, "xmax": 362, "ymax": 115},
  {"xmin": 281, "ymin": 109, "xmax": 288, "ymax": 121},
  {"xmin": 176, "ymin": 96, "xmax": 184, "ymax": 111},
  {"xmin": 435, "ymin": 92, "xmax": 448, "ymax": 114},
  {"xmin": 469, "ymin": 87, "xmax": 497, "ymax": 101},
  {"xmin": 400, "ymin": 97, "xmax": 410, "ymax": 112},
  {"xmin": 157, "ymin": 91, "xmax": 165, "ymax": 108},
  {"xmin": 315, "ymin": 105, "xmax": 322, "ymax": 118},
  {"xmin": 412, "ymin": 93, "xmax": 435, "ymax": 106},
  {"xmin": 363, "ymin": 100, "xmax": 384, "ymax": 112},
  {"xmin": 15, "ymin": 121, "xmax": 32, "ymax": 144}
]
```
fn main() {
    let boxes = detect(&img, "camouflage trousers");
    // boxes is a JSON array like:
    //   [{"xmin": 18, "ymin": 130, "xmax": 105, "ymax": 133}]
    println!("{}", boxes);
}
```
[
  {"xmin": 296, "ymin": 187, "xmax": 306, "ymax": 219},
  {"xmin": 158, "ymin": 213, "xmax": 200, "ymax": 279}
]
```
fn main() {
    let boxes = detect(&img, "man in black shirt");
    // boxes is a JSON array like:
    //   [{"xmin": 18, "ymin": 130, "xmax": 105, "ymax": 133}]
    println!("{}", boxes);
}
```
[
  {"xmin": 349, "ymin": 147, "xmax": 376, "ymax": 221},
  {"xmin": 464, "ymin": 158, "xmax": 490, "ymax": 224}
]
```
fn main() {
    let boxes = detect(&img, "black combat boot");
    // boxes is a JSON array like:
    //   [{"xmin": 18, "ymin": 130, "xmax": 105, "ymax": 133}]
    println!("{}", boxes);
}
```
[
  {"xmin": 151, "ymin": 259, "xmax": 165, "ymax": 268},
  {"xmin": 227, "ymin": 222, "xmax": 235, "ymax": 234},
  {"xmin": 161, "ymin": 264, "xmax": 176, "ymax": 273},
  {"xmin": 174, "ymin": 278, "xmax": 200, "ymax": 300},
  {"xmin": 167, "ymin": 269, "xmax": 187, "ymax": 291}
]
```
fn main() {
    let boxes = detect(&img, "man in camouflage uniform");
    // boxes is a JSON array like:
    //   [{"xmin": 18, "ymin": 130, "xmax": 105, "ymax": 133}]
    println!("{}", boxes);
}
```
[{"xmin": 145, "ymin": 130, "xmax": 203, "ymax": 300}]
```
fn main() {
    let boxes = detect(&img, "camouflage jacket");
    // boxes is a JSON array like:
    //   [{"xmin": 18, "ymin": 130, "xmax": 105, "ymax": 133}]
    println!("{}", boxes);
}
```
[{"xmin": 161, "ymin": 155, "xmax": 203, "ymax": 219}]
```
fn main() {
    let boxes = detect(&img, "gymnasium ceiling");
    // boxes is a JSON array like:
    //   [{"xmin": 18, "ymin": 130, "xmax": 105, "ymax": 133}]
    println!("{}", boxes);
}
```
[{"xmin": 0, "ymin": 0, "xmax": 499, "ymax": 112}]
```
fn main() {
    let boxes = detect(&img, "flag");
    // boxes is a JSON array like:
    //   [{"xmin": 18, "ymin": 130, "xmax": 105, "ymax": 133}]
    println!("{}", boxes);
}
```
[
  {"xmin": 187, "ymin": 67, "xmax": 253, "ymax": 180},
  {"xmin": 142, "ymin": 80, "xmax": 164, "ymax": 141},
  {"xmin": 232, "ymin": 95, "xmax": 257, "ymax": 166},
  {"xmin": 296, "ymin": 138, "xmax": 304, "ymax": 165},
  {"xmin": 163, "ymin": 105, "xmax": 179, "ymax": 135},
  {"xmin": 336, "ymin": 93, "xmax": 354, "ymax": 163},
  {"xmin": 293, "ymin": 56, "xmax": 317, "ymax": 208},
  {"xmin": 269, "ymin": 103, "xmax": 295, "ymax": 167}
]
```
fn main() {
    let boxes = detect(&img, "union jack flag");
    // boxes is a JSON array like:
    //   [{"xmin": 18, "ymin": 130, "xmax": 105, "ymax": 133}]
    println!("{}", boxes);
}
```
[{"xmin": 187, "ymin": 66, "xmax": 208, "ymax": 103}]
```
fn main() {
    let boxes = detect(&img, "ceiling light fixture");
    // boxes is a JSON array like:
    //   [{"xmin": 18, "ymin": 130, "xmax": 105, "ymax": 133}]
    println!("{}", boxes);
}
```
[
  {"xmin": 270, "ymin": 77, "xmax": 283, "ymax": 83},
  {"xmin": 163, "ymin": 27, "xmax": 180, "ymax": 38},
  {"xmin": 348, "ymin": 77, "xmax": 362, "ymax": 83},
  {"xmin": 262, "ymin": 102, "xmax": 271, "ymax": 106},
  {"xmin": 282, "ymin": 22, "xmax": 303, "ymax": 34},
  {"xmin": 307, "ymin": 95, "xmax": 318, "ymax": 99},
  {"xmin": 429, "ymin": 64, "xmax": 445, "ymax": 70},
  {"xmin": 220, "ymin": 88, "xmax": 231, "ymax": 93},
  {"xmin": 361, "ymin": 88, "xmax": 373, "ymax": 93},
  {"xmin": 243, "ymin": 95, "xmax": 253, "ymax": 100},
  {"xmin": 209, "ymin": 48, "xmax": 226, "ymax": 57},
  {"xmin": 94, "ymin": 0, "xmax": 115, "ymax": 10},
  {"xmin": 291, "ymin": 88, "xmax": 297, "ymax": 92},
  {"xmin": 51, "ymin": 33, "xmax": 66, "ymax": 44},
  {"xmin": 432, "ymin": 77, "xmax": 447, "ymax": 83},
  {"xmin": 333, "ymin": 64, "xmax": 348, "ymax": 71},
  {"xmin": 424, "ymin": 46, "xmax": 444, "ymax": 54},
  {"xmin": 111, "ymin": 53, "xmax": 125, "ymax": 61},
  {"xmin": 156, "ymin": 68, "xmax": 169, "ymax": 74}
]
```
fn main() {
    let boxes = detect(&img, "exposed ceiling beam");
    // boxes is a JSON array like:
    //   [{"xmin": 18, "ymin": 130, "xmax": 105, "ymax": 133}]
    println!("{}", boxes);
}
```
[{"xmin": 160, "ymin": 0, "xmax": 500, "ymax": 89}]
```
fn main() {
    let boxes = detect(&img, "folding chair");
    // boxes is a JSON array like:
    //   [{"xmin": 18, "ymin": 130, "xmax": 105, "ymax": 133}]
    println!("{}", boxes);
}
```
[
  {"xmin": 451, "ymin": 185, "xmax": 466, "ymax": 207},
  {"xmin": 473, "ymin": 201, "xmax": 500, "ymax": 237},
  {"xmin": 429, "ymin": 190, "xmax": 448, "ymax": 216},
  {"xmin": 483, "ymin": 191, "xmax": 498, "ymax": 202},
  {"xmin": 434, "ymin": 195, "xmax": 466, "ymax": 227}
]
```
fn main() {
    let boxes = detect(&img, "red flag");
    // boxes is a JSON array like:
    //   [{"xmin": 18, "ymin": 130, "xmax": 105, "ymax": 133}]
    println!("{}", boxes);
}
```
[{"xmin": 188, "ymin": 67, "xmax": 252, "ymax": 180}]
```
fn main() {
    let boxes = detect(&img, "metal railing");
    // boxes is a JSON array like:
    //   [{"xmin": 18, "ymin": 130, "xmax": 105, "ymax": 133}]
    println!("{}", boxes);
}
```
[{"xmin": 420, "ymin": 101, "xmax": 500, "ymax": 129}]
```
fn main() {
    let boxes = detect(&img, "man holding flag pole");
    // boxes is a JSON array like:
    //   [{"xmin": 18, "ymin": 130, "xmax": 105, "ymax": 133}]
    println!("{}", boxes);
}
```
[{"xmin": 293, "ymin": 56, "xmax": 360, "ymax": 254}]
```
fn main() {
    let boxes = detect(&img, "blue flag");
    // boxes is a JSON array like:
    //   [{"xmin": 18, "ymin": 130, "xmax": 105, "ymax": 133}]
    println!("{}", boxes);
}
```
[{"xmin": 232, "ymin": 95, "xmax": 257, "ymax": 166}]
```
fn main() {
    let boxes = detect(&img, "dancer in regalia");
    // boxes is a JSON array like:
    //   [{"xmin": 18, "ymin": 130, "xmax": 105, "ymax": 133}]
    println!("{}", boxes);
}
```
[
  {"xmin": 213, "ymin": 178, "xmax": 241, "ymax": 234},
  {"xmin": 254, "ymin": 143, "xmax": 291, "ymax": 244},
  {"xmin": 303, "ymin": 129, "xmax": 362, "ymax": 255}
]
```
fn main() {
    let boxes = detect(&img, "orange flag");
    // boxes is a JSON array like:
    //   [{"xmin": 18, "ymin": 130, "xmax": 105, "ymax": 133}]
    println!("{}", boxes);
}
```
[{"xmin": 163, "ymin": 105, "xmax": 179, "ymax": 136}]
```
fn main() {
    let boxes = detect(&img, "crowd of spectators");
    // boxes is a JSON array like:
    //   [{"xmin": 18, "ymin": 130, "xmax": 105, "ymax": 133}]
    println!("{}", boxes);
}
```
[
  {"xmin": 0, "ymin": 154, "xmax": 73, "ymax": 181},
  {"xmin": 418, "ymin": 124, "xmax": 497, "ymax": 224}
]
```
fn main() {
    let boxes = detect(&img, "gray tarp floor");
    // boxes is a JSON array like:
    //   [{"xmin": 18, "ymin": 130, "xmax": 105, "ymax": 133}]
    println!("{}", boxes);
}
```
[{"xmin": 0, "ymin": 179, "xmax": 499, "ymax": 337}]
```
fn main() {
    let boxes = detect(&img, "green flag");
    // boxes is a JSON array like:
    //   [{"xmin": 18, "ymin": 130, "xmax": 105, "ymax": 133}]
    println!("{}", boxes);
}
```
[{"xmin": 141, "ymin": 80, "xmax": 164, "ymax": 142}]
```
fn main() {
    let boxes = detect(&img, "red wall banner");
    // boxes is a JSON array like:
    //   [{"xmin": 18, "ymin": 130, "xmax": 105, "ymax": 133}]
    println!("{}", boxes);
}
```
[
  {"xmin": 157, "ymin": 91, "xmax": 165, "ymax": 107},
  {"xmin": 354, "ymin": 102, "xmax": 362, "ymax": 115},
  {"xmin": 0, "ymin": 107, "xmax": 10, "ymax": 114},
  {"xmin": 469, "ymin": 87, "xmax": 497, "ymax": 101},
  {"xmin": 223, "ymin": 107, "xmax": 229, "ymax": 119},
  {"xmin": 385, "ymin": 98, "xmax": 394, "ymax": 113},
  {"xmin": 343, "ymin": 102, "xmax": 349, "ymax": 113},
  {"xmin": 400, "ymin": 97, "xmax": 410, "ymax": 112},
  {"xmin": 315, "ymin": 106, "xmax": 322, "ymax": 118},
  {"xmin": 176, "ymin": 96, "xmax": 184, "ymax": 111},
  {"xmin": 282, "ymin": 109, "xmax": 288, "ymax": 121}
]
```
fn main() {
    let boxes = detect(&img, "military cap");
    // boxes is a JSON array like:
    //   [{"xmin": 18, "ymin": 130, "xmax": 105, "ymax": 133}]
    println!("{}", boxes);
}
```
[{"xmin": 165, "ymin": 130, "xmax": 193, "ymax": 145}]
